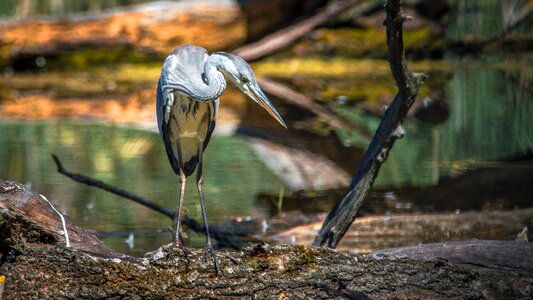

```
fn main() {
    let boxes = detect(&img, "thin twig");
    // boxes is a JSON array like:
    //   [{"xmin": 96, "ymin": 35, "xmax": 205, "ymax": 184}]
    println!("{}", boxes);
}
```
[
  {"xmin": 51, "ymin": 154, "xmax": 242, "ymax": 249},
  {"xmin": 40, "ymin": 194, "xmax": 70, "ymax": 247},
  {"xmin": 313, "ymin": 0, "xmax": 427, "ymax": 248}
]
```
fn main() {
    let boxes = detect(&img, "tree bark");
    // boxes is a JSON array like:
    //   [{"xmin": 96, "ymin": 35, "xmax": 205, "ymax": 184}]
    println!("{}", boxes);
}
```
[
  {"xmin": 313, "ymin": 0, "xmax": 428, "ymax": 248},
  {"xmin": 1, "ymin": 180, "xmax": 532, "ymax": 299},
  {"xmin": 0, "ymin": 179, "xmax": 531, "ymax": 299}
]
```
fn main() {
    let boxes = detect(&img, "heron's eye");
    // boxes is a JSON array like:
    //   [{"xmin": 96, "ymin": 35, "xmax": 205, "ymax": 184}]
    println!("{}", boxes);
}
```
[{"xmin": 240, "ymin": 76, "xmax": 249, "ymax": 83}]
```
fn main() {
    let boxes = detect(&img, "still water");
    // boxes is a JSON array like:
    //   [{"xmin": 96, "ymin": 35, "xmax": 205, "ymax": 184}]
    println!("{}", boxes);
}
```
[
  {"xmin": 0, "ymin": 52, "xmax": 533, "ymax": 255},
  {"xmin": 0, "ymin": 122, "xmax": 284, "ymax": 255},
  {"xmin": 1, "ymin": 54, "xmax": 532, "ymax": 255}
]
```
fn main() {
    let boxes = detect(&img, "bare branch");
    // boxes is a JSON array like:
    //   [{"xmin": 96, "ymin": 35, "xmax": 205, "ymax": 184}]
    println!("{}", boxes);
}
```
[
  {"xmin": 313, "ymin": 0, "xmax": 427, "ymax": 248},
  {"xmin": 233, "ymin": 0, "xmax": 358, "ymax": 61},
  {"xmin": 51, "ymin": 154, "xmax": 242, "ymax": 249}
]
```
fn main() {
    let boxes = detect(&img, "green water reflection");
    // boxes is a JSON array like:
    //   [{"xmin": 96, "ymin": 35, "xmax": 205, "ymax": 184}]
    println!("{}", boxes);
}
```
[
  {"xmin": 337, "ymin": 56, "xmax": 533, "ymax": 188},
  {"xmin": 0, "ymin": 122, "xmax": 284, "ymax": 255}
]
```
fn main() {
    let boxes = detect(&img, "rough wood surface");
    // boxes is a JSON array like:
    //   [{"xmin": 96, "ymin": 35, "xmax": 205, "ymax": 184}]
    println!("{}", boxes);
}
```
[
  {"xmin": 373, "ymin": 240, "xmax": 533, "ymax": 274},
  {"xmin": 1, "ymin": 179, "xmax": 532, "ymax": 299},
  {"xmin": 313, "ymin": 0, "xmax": 428, "ymax": 248},
  {"xmin": 0, "ymin": 180, "xmax": 117, "ymax": 256},
  {"xmin": 271, "ymin": 208, "xmax": 533, "ymax": 252}
]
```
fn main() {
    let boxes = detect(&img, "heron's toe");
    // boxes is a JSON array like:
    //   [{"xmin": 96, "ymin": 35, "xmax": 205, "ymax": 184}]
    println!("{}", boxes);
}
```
[{"xmin": 203, "ymin": 245, "xmax": 221, "ymax": 276}]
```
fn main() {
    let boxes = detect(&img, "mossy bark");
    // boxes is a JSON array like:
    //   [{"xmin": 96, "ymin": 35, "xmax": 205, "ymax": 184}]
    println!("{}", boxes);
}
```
[
  {"xmin": 4, "ymin": 243, "xmax": 532, "ymax": 299},
  {"xmin": 1, "ymin": 180, "xmax": 532, "ymax": 299}
]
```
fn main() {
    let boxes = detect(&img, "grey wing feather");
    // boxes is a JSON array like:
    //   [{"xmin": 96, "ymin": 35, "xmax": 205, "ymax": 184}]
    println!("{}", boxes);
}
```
[
  {"xmin": 202, "ymin": 99, "xmax": 219, "ymax": 153},
  {"xmin": 156, "ymin": 79, "xmax": 181, "ymax": 174},
  {"xmin": 158, "ymin": 45, "xmax": 209, "ymax": 104},
  {"xmin": 157, "ymin": 45, "xmax": 209, "ymax": 133},
  {"xmin": 156, "ymin": 45, "xmax": 210, "ymax": 174}
]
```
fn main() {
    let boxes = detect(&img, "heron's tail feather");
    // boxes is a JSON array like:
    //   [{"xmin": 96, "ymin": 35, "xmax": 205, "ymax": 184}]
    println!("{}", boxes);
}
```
[{"xmin": 182, "ymin": 155, "xmax": 198, "ymax": 177}]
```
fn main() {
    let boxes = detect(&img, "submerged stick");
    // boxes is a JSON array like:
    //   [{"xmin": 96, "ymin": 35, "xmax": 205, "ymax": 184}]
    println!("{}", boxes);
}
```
[
  {"xmin": 52, "ymin": 154, "xmax": 176, "ymax": 219},
  {"xmin": 313, "ymin": 0, "xmax": 427, "ymax": 248},
  {"xmin": 51, "ymin": 154, "xmax": 242, "ymax": 249}
]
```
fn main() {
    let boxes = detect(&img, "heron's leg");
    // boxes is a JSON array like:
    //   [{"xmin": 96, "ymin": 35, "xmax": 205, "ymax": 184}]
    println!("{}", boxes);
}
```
[
  {"xmin": 196, "ymin": 143, "xmax": 220, "ymax": 275},
  {"xmin": 173, "ymin": 169, "xmax": 186, "ymax": 249}
]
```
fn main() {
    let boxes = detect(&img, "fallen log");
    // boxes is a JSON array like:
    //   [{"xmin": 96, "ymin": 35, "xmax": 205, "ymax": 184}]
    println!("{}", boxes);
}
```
[
  {"xmin": 0, "ymin": 0, "xmax": 333, "ymax": 67},
  {"xmin": 1, "ymin": 179, "xmax": 532, "ymax": 299},
  {"xmin": 1, "ymin": 2, "xmax": 246, "ymax": 63},
  {"xmin": 269, "ymin": 208, "xmax": 533, "ymax": 252}
]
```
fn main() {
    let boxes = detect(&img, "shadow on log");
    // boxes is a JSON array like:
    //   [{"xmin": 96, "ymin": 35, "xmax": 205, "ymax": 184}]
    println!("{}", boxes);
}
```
[{"xmin": 1, "ymin": 180, "xmax": 532, "ymax": 298}]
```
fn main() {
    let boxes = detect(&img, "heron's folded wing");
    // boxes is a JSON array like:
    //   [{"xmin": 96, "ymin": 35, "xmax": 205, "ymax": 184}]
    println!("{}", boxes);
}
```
[
  {"xmin": 160, "ymin": 45, "xmax": 208, "ymax": 96},
  {"xmin": 156, "ymin": 79, "xmax": 181, "ymax": 174}
]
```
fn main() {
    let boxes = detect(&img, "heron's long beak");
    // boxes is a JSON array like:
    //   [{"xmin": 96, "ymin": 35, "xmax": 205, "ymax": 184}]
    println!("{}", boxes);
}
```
[{"xmin": 249, "ymin": 84, "xmax": 287, "ymax": 128}]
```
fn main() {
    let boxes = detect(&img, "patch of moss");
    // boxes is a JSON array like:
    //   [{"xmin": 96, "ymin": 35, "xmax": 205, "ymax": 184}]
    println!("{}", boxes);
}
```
[
  {"xmin": 254, "ymin": 58, "xmax": 449, "ymax": 79},
  {"xmin": 253, "ymin": 58, "xmax": 391, "ymax": 78},
  {"xmin": 1, "ymin": 62, "xmax": 161, "ymax": 98},
  {"xmin": 285, "ymin": 246, "xmax": 317, "ymax": 271},
  {"xmin": 0, "ymin": 46, "xmax": 10, "ymax": 70},
  {"xmin": 12, "ymin": 46, "xmax": 162, "ymax": 72},
  {"xmin": 292, "ymin": 26, "xmax": 445, "ymax": 59},
  {"xmin": 254, "ymin": 58, "xmax": 450, "ymax": 105}
]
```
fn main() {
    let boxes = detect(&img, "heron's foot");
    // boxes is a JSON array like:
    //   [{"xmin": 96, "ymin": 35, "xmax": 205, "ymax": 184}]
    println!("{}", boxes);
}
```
[
  {"xmin": 220, "ymin": 252, "xmax": 240, "ymax": 265},
  {"xmin": 203, "ymin": 244, "xmax": 221, "ymax": 276},
  {"xmin": 172, "ymin": 242, "xmax": 192, "ymax": 256}
]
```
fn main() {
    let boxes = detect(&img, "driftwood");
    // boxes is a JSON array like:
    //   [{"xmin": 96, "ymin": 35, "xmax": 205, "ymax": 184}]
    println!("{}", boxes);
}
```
[
  {"xmin": 234, "ymin": 0, "xmax": 358, "ymax": 61},
  {"xmin": 271, "ymin": 208, "xmax": 533, "ymax": 251},
  {"xmin": 0, "ymin": 2, "xmax": 245, "ymax": 63},
  {"xmin": 1, "ymin": 179, "xmax": 532, "ymax": 299},
  {"xmin": 313, "ymin": 0, "xmax": 428, "ymax": 248}
]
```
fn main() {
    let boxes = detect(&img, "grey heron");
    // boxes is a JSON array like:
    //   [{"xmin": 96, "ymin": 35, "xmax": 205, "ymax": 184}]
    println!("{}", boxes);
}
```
[{"xmin": 156, "ymin": 45, "xmax": 286, "ymax": 273}]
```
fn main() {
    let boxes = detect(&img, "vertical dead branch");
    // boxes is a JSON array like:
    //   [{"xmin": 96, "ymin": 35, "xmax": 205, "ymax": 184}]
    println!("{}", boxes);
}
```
[{"xmin": 313, "ymin": 0, "xmax": 427, "ymax": 248}]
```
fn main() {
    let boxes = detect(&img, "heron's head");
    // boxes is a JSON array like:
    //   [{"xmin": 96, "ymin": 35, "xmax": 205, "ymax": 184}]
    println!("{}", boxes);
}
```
[{"xmin": 215, "ymin": 52, "xmax": 287, "ymax": 128}]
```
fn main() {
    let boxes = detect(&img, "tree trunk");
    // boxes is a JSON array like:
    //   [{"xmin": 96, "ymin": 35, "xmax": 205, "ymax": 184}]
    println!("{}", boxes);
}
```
[{"xmin": 1, "ymin": 180, "xmax": 532, "ymax": 299}]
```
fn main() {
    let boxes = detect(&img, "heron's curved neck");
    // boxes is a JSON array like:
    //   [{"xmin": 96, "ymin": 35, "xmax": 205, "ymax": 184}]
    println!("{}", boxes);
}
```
[{"xmin": 186, "ymin": 53, "xmax": 229, "ymax": 101}]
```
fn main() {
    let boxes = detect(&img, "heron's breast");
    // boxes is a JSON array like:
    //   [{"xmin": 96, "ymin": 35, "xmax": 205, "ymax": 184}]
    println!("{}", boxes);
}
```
[
  {"xmin": 167, "ymin": 94, "xmax": 216, "ymax": 163},
  {"xmin": 169, "ymin": 95, "xmax": 214, "ymax": 139}
]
